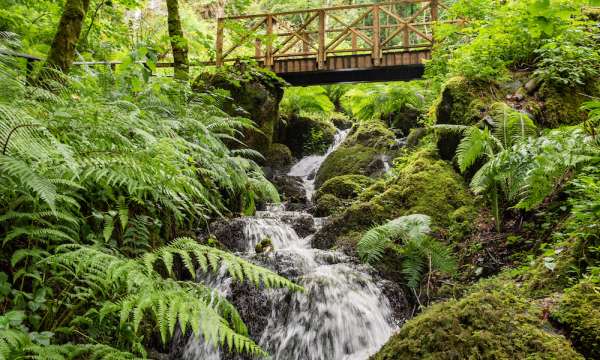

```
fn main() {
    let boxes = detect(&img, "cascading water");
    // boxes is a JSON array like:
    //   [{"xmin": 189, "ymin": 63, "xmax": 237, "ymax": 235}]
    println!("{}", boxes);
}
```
[{"xmin": 181, "ymin": 128, "xmax": 397, "ymax": 360}]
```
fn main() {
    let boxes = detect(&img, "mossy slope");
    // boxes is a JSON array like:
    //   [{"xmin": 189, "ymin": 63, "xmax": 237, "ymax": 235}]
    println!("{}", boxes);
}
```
[{"xmin": 372, "ymin": 284, "xmax": 583, "ymax": 360}]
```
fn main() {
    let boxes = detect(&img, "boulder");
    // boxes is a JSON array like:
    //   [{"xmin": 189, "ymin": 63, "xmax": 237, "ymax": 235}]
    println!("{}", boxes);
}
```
[
  {"xmin": 371, "ymin": 283, "xmax": 583, "ymax": 360},
  {"xmin": 312, "ymin": 147, "xmax": 476, "ymax": 250},
  {"xmin": 265, "ymin": 143, "xmax": 293, "ymax": 170},
  {"xmin": 433, "ymin": 76, "xmax": 487, "ymax": 160},
  {"xmin": 193, "ymin": 64, "xmax": 286, "ymax": 154},
  {"xmin": 314, "ymin": 121, "xmax": 397, "ymax": 188},
  {"xmin": 271, "ymin": 175, "xmax": 308, "ymax": 206},
  {"xmin": 551, "ymin": 280, "xmax": 600, "ymax": 359},
  {"xmin": 275, "ymin": 114, "xmax": 336, "ymax": 158}
]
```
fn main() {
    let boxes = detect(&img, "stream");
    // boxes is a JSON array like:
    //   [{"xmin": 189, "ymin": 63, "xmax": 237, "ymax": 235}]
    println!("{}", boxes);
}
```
[{"xmin": 180, "ymin": 128, "xmax": 398, "ymax": 360}]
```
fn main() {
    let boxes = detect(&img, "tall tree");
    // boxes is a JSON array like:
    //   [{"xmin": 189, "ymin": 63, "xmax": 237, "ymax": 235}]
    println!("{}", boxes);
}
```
[
  {"xmin": 45, "ymin": 0, "xmax": 91, "ymax": 73},
  {"xmin": 166, "ymin": 0, "xmax": 190, "ymax": 81}
]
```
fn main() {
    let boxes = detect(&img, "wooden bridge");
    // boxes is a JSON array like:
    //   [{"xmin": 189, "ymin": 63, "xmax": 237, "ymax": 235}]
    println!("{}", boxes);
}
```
[{"xmin": 216, "ymin": 0, "xmax": 460, "ymax": 85}]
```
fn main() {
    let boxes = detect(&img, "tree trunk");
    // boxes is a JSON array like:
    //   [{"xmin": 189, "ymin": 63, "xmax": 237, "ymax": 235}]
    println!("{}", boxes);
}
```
[
  {"xmin": 45, "ymin": 0, "xmax": 91, "ymax": 73},
  {"xmin": 166, "ymin": 0, "xmax": 190, "ymax": 81}
]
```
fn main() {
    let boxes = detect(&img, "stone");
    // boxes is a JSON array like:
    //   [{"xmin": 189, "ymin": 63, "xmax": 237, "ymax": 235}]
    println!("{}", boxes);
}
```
[
  {"xmin": 193, "ymin": 64, "xmax": 286, "ymax": 154},
  {"xmin": 274, "ymin": 114, "xmax": 336, "ymax": 158},
  {"xmin": 271, "ymin": 175, "xmax": 308, "ymax": 206}
]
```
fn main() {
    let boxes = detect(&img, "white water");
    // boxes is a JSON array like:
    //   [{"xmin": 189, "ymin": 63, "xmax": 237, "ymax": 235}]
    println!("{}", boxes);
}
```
[
  {"xmin": 182, "ymin": 128, "xmax": 396, "ymax": 360},
  {"xmin": 288, "ymin": 128, "xmax": 350, "ymax": 201}
]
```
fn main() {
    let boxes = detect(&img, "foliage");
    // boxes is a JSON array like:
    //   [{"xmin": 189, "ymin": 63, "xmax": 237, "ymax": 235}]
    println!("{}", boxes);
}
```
[
  {"xmin": 280, "ymin": 86, "xmax": 335, "ymax": 119},
  {"xmin": 437, "ymin": 102, "xmax": 538, "ymax": 230},
  {"xmin": 533, "ymin": 27, "xmax": 600, "ymax": 88},
  {"xmin": 428, "ymin": 0, "xmax": 599, "ymax": 83},
  {"xmin": 0, "ymin": 46, "xmax": 291, "ymax": 357},
  {"xmin": 341, "ymin": 82, "xmax": 430, "ymax": 122},
  {"xmin": 357, "ymin": 214, "xmax": 456, "ymax": 289}
]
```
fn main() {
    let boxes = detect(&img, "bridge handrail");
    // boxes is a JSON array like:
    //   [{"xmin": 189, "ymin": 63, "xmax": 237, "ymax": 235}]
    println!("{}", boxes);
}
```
[{"xmin": 215, "ymin": 0, "xmax": 455, "ymax": 68}]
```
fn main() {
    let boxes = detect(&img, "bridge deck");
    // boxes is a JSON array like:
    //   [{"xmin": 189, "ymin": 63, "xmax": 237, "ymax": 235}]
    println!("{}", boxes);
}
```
[{"xmin": 216, "ymin": 1, "xmax": 460, "ymax": 84}]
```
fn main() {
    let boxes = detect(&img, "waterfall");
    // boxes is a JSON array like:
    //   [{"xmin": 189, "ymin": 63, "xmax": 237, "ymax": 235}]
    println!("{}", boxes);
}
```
[
  {"xmin": 181, "ymin": 128, "xmax": 397, "ymax": 360},
  {"xmin": 288, "ymin": 128, "xmax": 350, "ymax": 201}
]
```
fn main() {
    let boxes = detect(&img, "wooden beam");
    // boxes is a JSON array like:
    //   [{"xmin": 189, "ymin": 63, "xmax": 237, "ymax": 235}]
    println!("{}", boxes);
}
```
[
  {"xmin": 216, "ymin": 18, "xmax": 224, "ymax": 66},
  {"xmin": 318, "ymin": 10, "xmax": 326, "ymax": 69},
  {"xmin": 223, "ymin": 0, "xmax": 430, "ymax": 20},
  {"xmin": 372, "ymin": 5, "xmax": 381, "ymax": 66}
]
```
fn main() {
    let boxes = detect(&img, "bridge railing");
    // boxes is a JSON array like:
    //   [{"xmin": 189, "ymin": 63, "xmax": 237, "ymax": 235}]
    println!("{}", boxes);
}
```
[{"xmin": 216, "ymin": 0, "xmax": 460, "ymax": 69}]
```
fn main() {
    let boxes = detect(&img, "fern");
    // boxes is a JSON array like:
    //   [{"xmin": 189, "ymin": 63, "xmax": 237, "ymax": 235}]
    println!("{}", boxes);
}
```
[{"xmin": 357, "ymin": 215, "xmax": 455, "ymax": 289}]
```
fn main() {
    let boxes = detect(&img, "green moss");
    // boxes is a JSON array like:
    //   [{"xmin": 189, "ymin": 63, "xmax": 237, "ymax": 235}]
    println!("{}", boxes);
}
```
[
  {"xmin": 313, "ymin": 147, "xmax": 476, "ymax": 250},
  {"xmin": 255, "ymin": 237, "xmax": 273, "ymax": 254},
  {"xmin": 551, "ymin": 280, "xmax": 600, "ymax": 359},
  {"xmin": 313, "ymin": 120, "xmax": 397, "ymax": 188},
  {"xmin": 193, "ymin": 64, "xmax": 286, "ymax": 154},
  {"xmin": 314, "ymin": 144, "xmax": 381, "ymax": 188},
  {"xmin": 372, "ymin": 285, "xmax": 583, "ymax": 360},
  {"xmin": 315, "ymin": 175, "xmax": 375, "ymax": 200},
  {"xmin": 344, "ymin": 120, "xmax": 396, "ymax": 148},
  {"xmin": 275, "ymin": 114, "xmax": 336, "ymax": 157},
  {"xmin": 368, "ymin": 148, "xmax": 476, "ymax": 227},
  {"xmin": 313, "ymin": 193, "xmax": 344, "ymax": 217},
  {"xmin": 538, "ymin": 84, "xmax": 592, "ymax": 128},
  {"xmin": 265, "ymin": 143, "xmax": 293, "ymax": 168}
]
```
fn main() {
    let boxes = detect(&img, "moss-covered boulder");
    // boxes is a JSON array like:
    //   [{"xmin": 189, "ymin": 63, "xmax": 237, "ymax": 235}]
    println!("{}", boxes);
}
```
[
  {"xmin": 313, "ymin": 193, "xmax": 344, "ymax": 217},
  {"xmin": 312, "ymin": 175, "xmax": 375, "ymax": 217},
  {"xmin": 316, "ymin": 175, "xmax": 375, "ymax": 200},
  {"xmin": 193, "ymin": 64, "xmax": 286, "ymax": 154},
  {"xmin": 551, "ymin": 280, "xmax": 600, "ymax": 359},
  {"xmin": 314, "ymin": 121, "xmax": 396, "ymax": 187},
  {"xmin": 372, "ymin": 284, "xmax": 583, "ymax": 360},
  {"xmin": 433, "ymin": 76, "xmax": 487, "ymax": 160},
  {"xmin": 265, "ymin": 143, "xmax": 293, "ymax": 169},
  {"xmin": 536, "ymin": 84, "xmax": 597, "ymax": 128},
  {"xmin": 275, "ymin": 114, "xmax": 336, "ymax": 158},
  {"xmin": 312, "ymin": 147, "xmax": 476, "ymax": 249}
]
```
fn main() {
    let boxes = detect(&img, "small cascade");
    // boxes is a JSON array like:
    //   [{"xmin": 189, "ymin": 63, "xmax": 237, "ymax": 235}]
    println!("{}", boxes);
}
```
[
  {"xmin": 288, "ymin": 128, "xmax": 350, "ymax": 200},
  {"xmin": 181, "ymin": 128, "xmax": 397, "ymax": 360}
]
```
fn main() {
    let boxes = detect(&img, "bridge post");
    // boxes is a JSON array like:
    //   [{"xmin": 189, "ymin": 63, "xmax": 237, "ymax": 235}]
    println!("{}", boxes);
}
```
[
  {"xmin": 255, "ymin": 38, "xmax": 262, "ymax": 60},
  {"xmin": 318, "ymin": 10, "xmax": 326, "ymax": 69},
  {"xmin": 216, "ymin": 18, "xmax": 224, "ymax": 66},
  {"xmin": 430, "ymin": 0, "xmax": 439, "ymax": 21},
  {"xmin": 372, "ymin": 4, "xmax": 381, "ymax": 66},
  {"xmin": 266, "ymin": 15, "xmax": 274, "ymax": 68}
]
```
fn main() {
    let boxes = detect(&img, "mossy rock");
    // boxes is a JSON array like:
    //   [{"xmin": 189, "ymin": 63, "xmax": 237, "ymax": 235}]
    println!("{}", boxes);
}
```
[
  {"xmin": 265, "ymin": 143, "xmax": 293, "ymax": 169},
  {"xmin": 433, "ymin": 76, "xmax": 488, "ymax": 160},
  {"xmin": 314, "ymin": 121, "xmax": 396, "ymax": 188},
  {"xmin": 312, "ymin": 175, "xmax": 375, "ymax": 217},
  {"xmin": 193, "ymin": 64, "xmax": 286, "ymax": 154},
  {"xmin": 315, "ymin": 175, "xmax": 375, "ymax": 201},
  {"xmin": 368, "ymin": 148, "xmax": 476, "ymax": 227},
  {"xmin": 372, "ymin": 285, "xmax": 583, "ymax": 360},
  {"xmin": 312, "ymin": 193, "xmax": 344, "ymax": 217},
  {"xmin": 551, "ymin": 280, "xmax": 600, "ymax": 359},
  {"xmin": 312, "ymin": 147, "xmax": 476, "ymax": 249},
  {"xmin": 537, "ymin": 84, "xmax": 597, "ymax": 128},
  {"xmin": 275, "ymin": 114, "xmax": 336, "ymax": 158},
  {"xmin": 344, "ymin": 121, "xmax": 397, "ymax": 148},
  {"xmin": 330, "ymin": 112, "xmax": 353, "ymax": 130},
  {"xmin": 314, "ymin": 144, "xmax": 382, "ymax": 188}
]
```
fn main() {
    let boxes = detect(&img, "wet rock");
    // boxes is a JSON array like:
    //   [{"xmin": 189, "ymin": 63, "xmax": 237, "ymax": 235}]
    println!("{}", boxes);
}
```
[
  {"xmin": 265, "ymin": 143, "xmax": 293, "ymax": 170},
  {"xmin": 331, "ymin": 113, "xmax": 353, "ymax": 129},
  {"xmin": 208, "ymin": 218, "xmax": 248, "ymax": 251},
  {"xmin": 279, "ymin": 213, "xmax": 315, "ymax": 238},
  {"xmin": 271, "ymin": 175, "xmax": 308, "ymax": 206},
  {"xmin": 524, "ymin": 78, "xmax": 540, "ymax": 94},
  {"xmin": 314, "ymin": 121, "xmax": 397, "ymax": 188}
]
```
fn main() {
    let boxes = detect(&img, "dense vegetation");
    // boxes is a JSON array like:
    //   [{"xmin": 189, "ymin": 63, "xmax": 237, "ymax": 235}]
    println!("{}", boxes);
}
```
[{"xmin": 1, "ymin": 0, "xmax": 600, "ymax": 359}]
